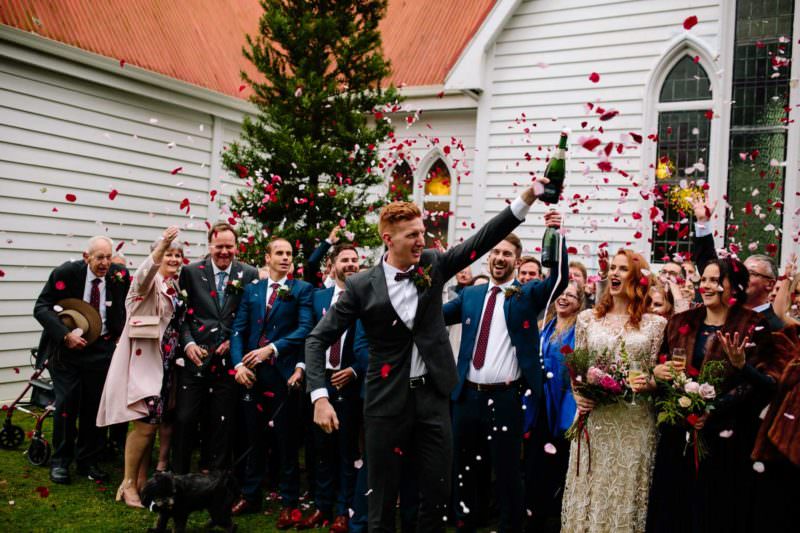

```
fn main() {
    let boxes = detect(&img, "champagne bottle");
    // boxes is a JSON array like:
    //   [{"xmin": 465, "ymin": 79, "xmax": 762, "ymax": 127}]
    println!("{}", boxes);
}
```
[
  {"xmin": 541, "ymin": 224, "xmax": 560, "ymax": 268},
  {"xmin": 538, "ymin": 131, "xmax": 568, "ymax": 204}
]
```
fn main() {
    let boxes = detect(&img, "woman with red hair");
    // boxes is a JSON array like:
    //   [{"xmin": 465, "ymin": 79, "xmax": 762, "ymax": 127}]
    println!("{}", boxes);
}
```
[{"xmin": 561, "ymin": 249, "xmax": 667, "ymax": 532}]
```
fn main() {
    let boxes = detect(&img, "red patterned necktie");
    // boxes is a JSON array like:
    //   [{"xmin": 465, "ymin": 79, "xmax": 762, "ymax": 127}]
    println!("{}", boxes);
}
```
[
  {"xmin": 328, "ymin": 290, "xmax": 343, "ymax": 367},
  {"xmin": 329, "ymin": 338, "xmax": 342, "ymax": 367},
  {"xmin": 90, "ymin": 278, "xmax": 101, "ymax": 311},
  {"xmin": 472, "ymin": 286, "xmax": 501, "ymax": 370},
  {"xmin": 258, "ymin": 283, "xmax": 281, "ymax": 348}
]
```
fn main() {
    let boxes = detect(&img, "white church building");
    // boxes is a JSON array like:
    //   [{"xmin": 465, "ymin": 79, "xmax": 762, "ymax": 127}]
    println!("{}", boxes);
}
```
[{"xmin": 0, "ymin": 0, "xmax": 797, "ymax": 397}]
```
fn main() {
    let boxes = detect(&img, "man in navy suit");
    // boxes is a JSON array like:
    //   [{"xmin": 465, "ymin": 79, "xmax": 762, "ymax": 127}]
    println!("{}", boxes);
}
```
[
  {"xmin": 298, "ymin": 243, "xmax": 369, "ymax": 532},
  {"xmin": 443, "ymin": 212, "xmax": 568, "ymax": 532},
  {"xmin": 230, "ymin": 238, "xmax": 314, "ymax": 527}
]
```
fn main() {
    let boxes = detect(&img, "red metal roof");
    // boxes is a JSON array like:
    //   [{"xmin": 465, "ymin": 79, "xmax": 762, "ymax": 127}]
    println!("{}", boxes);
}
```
[{"xmin": 0, "ymin": 0, "xmax": 495, "ymax": 99}]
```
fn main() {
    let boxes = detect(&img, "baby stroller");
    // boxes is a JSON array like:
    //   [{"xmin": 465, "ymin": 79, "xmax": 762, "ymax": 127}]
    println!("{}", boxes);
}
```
[{"xmin": 0, "ymin": 349, "xmax": 55, "ymax": 466}]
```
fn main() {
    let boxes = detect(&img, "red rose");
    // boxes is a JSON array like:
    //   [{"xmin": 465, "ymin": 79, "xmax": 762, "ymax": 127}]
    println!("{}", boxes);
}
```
[
  {"xmin": 658, "ymin": 354, "xmax": 667, "ymax": 364},
  {"xmin": 687, "ymin": 366, "xmax": 699, "ymax": 378},
  {"xmin": 686, "ymin": 413, "xmax": 699, "ymax": 426}
]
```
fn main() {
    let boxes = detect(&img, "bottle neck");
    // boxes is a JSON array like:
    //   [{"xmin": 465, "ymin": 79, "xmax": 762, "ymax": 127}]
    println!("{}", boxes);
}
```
[{"xmin": 557, "ymin": 133, "xmax": 568, "ymax": 150}]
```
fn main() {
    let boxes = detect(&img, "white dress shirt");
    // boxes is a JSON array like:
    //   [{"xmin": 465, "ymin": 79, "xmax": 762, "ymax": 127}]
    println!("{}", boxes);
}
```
[
  {"xmin": 382, "ymin": 258, "xmax": 428, "ymax": 378},
  {"xmin": 467, "ymin": 279, "xmax": 522, "ymax": 384},
  {"xmin": 325, "ymin": 285, "xmax": 349, "ymax": 371},
  {"xmin": 84, "ymin": 267, "xmax": 108, "ymax": 335}
]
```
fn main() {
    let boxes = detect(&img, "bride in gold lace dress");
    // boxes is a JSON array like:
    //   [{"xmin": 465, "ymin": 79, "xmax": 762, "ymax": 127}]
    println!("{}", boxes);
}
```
[{"xmin": 561, "ymin": 249, "xmax": 667, "ymax": 532}]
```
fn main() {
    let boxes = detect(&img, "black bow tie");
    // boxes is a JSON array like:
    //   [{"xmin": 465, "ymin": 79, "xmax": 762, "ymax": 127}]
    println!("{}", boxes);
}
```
[{"xmin": 395, "ymin": 269, "xmax": 415, "ymax": 282}]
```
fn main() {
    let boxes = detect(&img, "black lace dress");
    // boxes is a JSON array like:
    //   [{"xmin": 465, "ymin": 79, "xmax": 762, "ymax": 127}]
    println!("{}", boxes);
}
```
[{"xmin": 140, "ymin": 296, "xmax": 182, "ymax": 425}]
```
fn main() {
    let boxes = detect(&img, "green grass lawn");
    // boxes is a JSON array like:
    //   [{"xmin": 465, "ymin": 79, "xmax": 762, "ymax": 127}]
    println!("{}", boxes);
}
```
[
  {"xmin": 0, "ymin": 414, "xmax": 281, "ymax": 532},
  {"xmin": 0, "ymin": 410, "xmax": 501, "ymax": 532}
]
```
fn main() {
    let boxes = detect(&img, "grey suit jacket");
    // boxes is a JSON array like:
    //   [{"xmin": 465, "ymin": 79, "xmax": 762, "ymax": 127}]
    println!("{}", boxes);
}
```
[
  {"xmin": 179, "ymin": 257, "xmax": 258, "ymax": 351},
  {"xmin": 306, "ymin": 206, "xmax": 525, "ymax": 416}
]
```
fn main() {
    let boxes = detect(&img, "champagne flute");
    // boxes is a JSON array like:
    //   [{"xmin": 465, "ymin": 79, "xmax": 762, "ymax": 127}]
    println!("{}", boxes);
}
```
[
  {"xmin": 671, "ymin": 347, "xmax": 687, "ymax": 373},
  {"xmin": 196, "ymin": 344, "xmax": 210, "ymax": 378},
  {"xmin": 628, "ymin": 360, "xmax": 643, "ymax": 406}
]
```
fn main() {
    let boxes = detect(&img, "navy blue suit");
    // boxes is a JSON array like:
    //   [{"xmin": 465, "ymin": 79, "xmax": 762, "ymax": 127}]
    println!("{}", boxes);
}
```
[
  {"xmin": 231, "ymin": 278, "xmax": 314, "ymax": 506},
  {"xmin": 308, "ymin": 286, "xmax": 368, "ymax": 518},
  {"xmin": 442, "ymin": 247, "xmax": 567, "ymax": 532}
]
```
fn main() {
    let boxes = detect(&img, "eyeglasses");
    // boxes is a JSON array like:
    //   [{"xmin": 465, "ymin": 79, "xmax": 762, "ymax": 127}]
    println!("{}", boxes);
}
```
[
  {"xmin": 747, "ymin": 270, "xmax": 775, "ymax": 281},
  {"xmin": 558, "ymin": 293, "xmax": 581, "ymax": 302}
]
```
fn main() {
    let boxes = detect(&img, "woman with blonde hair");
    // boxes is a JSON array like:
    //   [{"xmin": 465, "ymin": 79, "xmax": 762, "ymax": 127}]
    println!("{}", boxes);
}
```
[
  {"xmin": 96, "ymin": 226, "xmax": 183, "ymax": 507},
  {"xmin": 561, "ymin": 249, "xmax": 667, "ymax": 532}
]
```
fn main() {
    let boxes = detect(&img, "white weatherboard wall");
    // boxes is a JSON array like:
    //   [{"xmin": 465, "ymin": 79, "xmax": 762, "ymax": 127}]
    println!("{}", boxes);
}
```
[
  {"xmin": 0, "ymin": 34, "xmax": 251, "ymax": 400},
  {"xmin": 475, "ymin": 0, "xmax": 723, "ymax": 266}
]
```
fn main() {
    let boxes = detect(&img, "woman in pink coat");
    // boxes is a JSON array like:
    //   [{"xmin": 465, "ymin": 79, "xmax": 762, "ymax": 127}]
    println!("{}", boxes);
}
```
[{"xmin": 96, "ymin": 226, "xmax": 182, "ymax": 507}]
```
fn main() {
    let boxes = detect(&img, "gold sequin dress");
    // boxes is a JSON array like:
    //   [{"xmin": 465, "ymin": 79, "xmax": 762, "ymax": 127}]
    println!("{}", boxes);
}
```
[{"xmin": 561, "ymin": 310, "xmax": 666, "ymax": 533}]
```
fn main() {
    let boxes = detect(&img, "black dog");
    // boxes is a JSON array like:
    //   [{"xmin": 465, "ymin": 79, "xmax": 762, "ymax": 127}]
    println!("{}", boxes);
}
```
[{"xmin": 140, "ymin": 470, "xmax": 238, "ymax": 532}]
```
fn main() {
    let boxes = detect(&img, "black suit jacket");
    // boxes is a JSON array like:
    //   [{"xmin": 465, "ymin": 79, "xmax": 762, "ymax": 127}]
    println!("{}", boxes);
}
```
[
  {"xmin": 179, "ymin": 257, "xmax": 259, "ymax": 352},
  {"xmin": 33, "ymin": 260, "xmax": 130, "ymax": 364},
  {"xmin": 306, "ymin": 206, "xmax": 525, "ymax": 416}
]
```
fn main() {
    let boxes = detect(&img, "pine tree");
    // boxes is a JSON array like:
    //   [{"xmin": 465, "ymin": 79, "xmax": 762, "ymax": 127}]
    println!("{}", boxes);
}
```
[{"xmin": 223, "ymin": 0, "xmax": 398, "ymax": 278}]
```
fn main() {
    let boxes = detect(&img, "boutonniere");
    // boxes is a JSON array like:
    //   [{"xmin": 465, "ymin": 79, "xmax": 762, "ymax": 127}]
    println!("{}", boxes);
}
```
[
  {"xmin": 111, "ymin": 270, "xmax": 130, "ymax": 284},
  {"xmin": 276, "ymin": 285, "xmax": 293, "ymax": 301},
  {"xmin": 504, "ymin": 285, "xmax": 522, "ymax": 299},
  {"xmin": 226, "ymin": 279, "xmax": 244, "ymax": 295},
  {"xmin": 411, "ymin": 265, "xmax": 433, "ymax": 290}
]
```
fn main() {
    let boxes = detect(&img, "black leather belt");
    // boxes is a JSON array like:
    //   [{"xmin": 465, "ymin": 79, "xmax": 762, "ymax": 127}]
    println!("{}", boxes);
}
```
[
  {"xmin": 409, "ymin": 375, "xmax": 428, "ymax": 389},
  {"xmin": 465, "ymin": 380, "xmax": 518, "ymax": 392}
]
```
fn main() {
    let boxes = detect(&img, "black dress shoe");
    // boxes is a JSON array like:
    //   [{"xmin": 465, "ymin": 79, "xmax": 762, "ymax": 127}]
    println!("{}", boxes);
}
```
[
  {"xmin": 76, "ymin": 464, "xmax": 109, "ymax": 482},
  {"xmin": 50, "ymin": 466, "xmax": 71, "ymax": 484}
]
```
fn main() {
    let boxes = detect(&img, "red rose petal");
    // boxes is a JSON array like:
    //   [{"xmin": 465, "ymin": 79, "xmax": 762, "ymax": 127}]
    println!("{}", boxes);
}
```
[
  {"xmin": 686, "ymin": 413, "xmax": 699, "ymax": 426},
  {"xmin": 629, "ymin": 132, "xmax": 643, "ymax": 143},
  {"xmin": 678, "ymin": 324, "xmax": 690, "ymax": 336},
  {"xmin": 522, "ymin": 320, "xmax": 530, "ymax": 329},
  {"xmin": 683, "ymin": 15, "xmax": 698, "ymax": 30},
  {"xmin": 209, "ymin": 190, "xmax": 217, "ymax": 202},
  {"xmin": 55, "ymin": 281, "xmax": 66, "ymax": 290},
  {"xmin": 588, "ymin": 72, "xmax": 600, "ymax": 83},
  {"xmin": 65, "ymin": 193, "xmax": 77, "ymax": 202},
  {"xmin": 135, "ymin": 349, "xmax": 142, "ymax": 356},
  {"xmin": 599, "ymin": 109, "xmax": 619, "ymax": 121},
  {"xmin": 380, "ymin": 363, "xmax": 392, "ymax": 378},
  {"xmin": 704, "ymin": 110, "xmax": 714, "ymax": 120},
  {"xmin": 291, "ymin": 509, "xmax": 303, "ymax": 522},
  {"xmin": 119, "ymin": 59, "xmax": 126, "ymax": 68},
  {"xmin": 171, "ymin": 167, "xmax": 183, "ymax": 175},
  {"xmin": 560, "ymin": 344, "xmax": 573, "ymax": 355},
  {"xmin": 0, "ymin": 269, "xmax": 5, "ymax": 278},
  {"xmin": 393, "ymin": 447, "xmax": 404, "ymax": 456},
  {"xmin": 581, "ymin": 138, "xmax": 602, "ymax": 151},
  {"xmin": 108, "ymin": 189, "xmax": 119, "ymax": 200}
]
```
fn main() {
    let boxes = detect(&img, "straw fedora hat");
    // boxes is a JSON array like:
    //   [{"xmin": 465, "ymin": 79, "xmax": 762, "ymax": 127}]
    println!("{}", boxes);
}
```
[{"xmin": 56, "ymin": 298, "xmax": 102, "ymax": 345}]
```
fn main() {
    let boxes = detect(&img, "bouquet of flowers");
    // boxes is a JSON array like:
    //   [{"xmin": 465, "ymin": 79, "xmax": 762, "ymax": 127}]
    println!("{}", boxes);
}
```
[
  {"xmin": 563, "ymin": 343, "xmax": 642, "ymax": 474},
  {"xmin": 654, "ymin": 360, "xmax": 725, "ymax": 472}
]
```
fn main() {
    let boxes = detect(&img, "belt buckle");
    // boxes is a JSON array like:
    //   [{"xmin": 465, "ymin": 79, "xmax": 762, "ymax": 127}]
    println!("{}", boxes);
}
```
[
  {"xmin": 409, "ymin": 376, "xmax": 426, "ymax": 389},
  {"xmin": 476, "ymin": 383, "xmax": 487, "ymax": 392}
]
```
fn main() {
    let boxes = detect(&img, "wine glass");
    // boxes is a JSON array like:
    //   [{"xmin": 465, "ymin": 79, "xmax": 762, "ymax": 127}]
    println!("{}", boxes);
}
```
[
  {"xmin": 195, "ymin": 344, "xmax": 210, "ymax": 378},
  {"xmin": 628, "ymin": 360, "xmax": 643, "ymax": 406},
  {"xmin": 671, "ymin": 347, "xmax": 687, "ymax": 373}
]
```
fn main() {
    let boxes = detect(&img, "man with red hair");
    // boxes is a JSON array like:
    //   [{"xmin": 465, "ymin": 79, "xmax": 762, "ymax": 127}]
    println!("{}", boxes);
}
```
[{"xmin": 306, "ymin": 181, "xmax": 546, "ymax": 532}]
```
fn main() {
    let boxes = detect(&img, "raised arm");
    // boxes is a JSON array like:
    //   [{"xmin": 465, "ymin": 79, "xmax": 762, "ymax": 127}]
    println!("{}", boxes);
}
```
[
  {"xmin": 691, "ymin": 194, "xmax": 719, "ymax": 275},
  {"xmin": 439, "ymin": 184, "xmax": 541, "ymax": 280}
]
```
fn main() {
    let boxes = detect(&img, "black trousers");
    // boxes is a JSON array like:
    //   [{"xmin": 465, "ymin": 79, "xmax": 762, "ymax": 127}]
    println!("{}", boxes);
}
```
[
  {"xmin": 172, "ymin": 361, "xmax": 237, "ymax": 474},
  {"xmin": 452, "ymin": 385, "xmax": 524, "ymax": 533},
  {"xmin": 50, "ymin": 339, "xmax": 114, "ymax": 468},
  {"xmin": 365, "ymin": 382, "xmax": 452, "ymax": 533}
]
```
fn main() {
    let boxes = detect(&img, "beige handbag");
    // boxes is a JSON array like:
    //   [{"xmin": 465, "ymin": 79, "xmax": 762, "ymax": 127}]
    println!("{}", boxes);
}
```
[{"xmin": 129, "ymin": 315, "xmax": 160, "ymax": 339}]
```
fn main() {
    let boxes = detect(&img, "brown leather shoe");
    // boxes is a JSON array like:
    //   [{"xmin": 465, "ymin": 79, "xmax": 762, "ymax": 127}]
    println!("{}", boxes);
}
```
[
  {"xmin": 231, "ymin": 497, "xmax": 260, "ymax": 516},
  {"xmin": 297, "ymin": 508, "xmax": 327, "ymax": 530},
  {"xmin": 276, "ymin": 507, "xmax": 301, "ymax": 530},
  {"xmin": 329, "ymin": 515, "xmax": 349, "ymax": 533}
]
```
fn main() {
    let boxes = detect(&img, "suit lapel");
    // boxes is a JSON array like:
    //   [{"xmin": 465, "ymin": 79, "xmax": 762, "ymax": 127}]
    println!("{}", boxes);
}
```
[
  {"xmin": 370, "ymin": 266, "xmax": 408, "ymax": 331},
  {"xmin": 268, "ymin": 279, "xmax": 290, "ymax": 323},
  {"xmin": 221, "ymin": 261, "xmax": 242, "ymax": 315},
  {"xmin": 203, "ymin": 258, "xmax": 222, "ymax": 314},
  {"xmin": 503, "ymin": 280, "xmax": 519, "ymax": 323}
]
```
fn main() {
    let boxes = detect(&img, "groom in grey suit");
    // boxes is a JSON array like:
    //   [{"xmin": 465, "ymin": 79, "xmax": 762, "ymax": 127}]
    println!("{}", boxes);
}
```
[{"xmin": 306, "ymin": 183, "xmax": 543, "ymax": 532}]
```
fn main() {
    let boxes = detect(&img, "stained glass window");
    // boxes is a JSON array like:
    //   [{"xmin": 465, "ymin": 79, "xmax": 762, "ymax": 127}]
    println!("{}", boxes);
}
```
[
  {"xmin": 651, "ymin": 56, "xmax": 713, "ymax": 262},
  {"xmin": 423, "ymin": 159, "xmax": 452, "ymax": 248},
  {"xmin": 725, "ymin": 0, "xmax": 793, "ymax": 258}
]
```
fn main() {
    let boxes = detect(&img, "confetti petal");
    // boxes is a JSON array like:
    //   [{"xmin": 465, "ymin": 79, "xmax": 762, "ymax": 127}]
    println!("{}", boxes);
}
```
[{"xmin": 683, "ymin": 15, "xmax": 698, "ymax": 30}]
